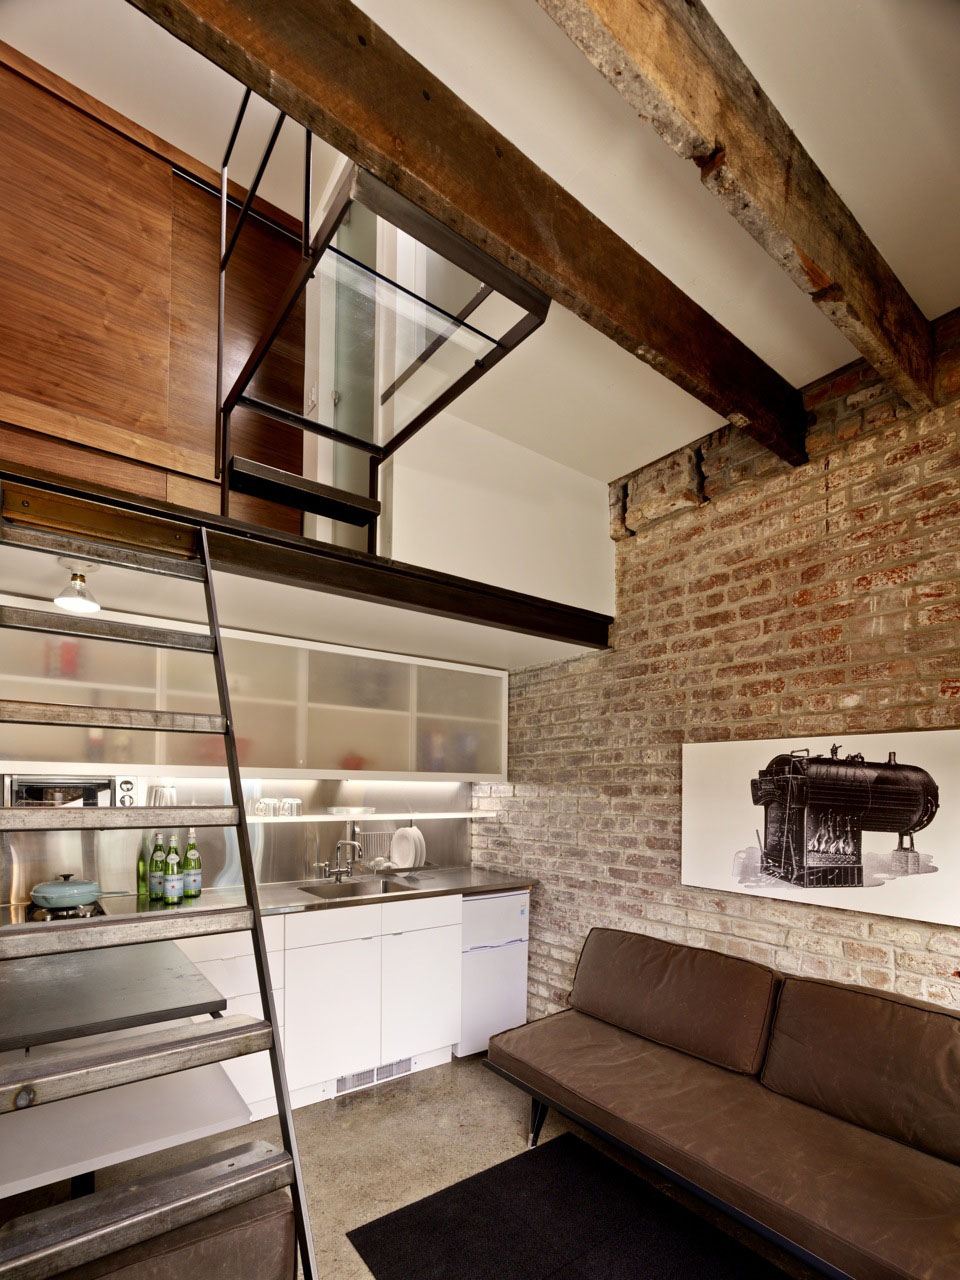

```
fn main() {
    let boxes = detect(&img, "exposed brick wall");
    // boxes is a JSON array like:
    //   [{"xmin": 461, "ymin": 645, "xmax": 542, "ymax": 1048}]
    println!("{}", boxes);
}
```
[{"xmin": 474, "ymin": 316, "xmax": 960, "ymax": 1018}]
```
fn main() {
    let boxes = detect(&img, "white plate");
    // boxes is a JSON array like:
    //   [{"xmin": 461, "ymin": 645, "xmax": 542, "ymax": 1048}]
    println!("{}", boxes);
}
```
[
  {"xmin": 390, "ymin": 828, "xmax": 418, "ymax": 869},
  {"xmin": 410, "ymin": 826, "xmax": 426, "ymax": 867}
]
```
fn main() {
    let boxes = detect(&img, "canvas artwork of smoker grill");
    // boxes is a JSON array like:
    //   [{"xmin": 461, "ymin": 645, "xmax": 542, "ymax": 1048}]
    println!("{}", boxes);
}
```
[{"xmin": 681, "ymin": 729, "xmax": 959, "ymax": 927}]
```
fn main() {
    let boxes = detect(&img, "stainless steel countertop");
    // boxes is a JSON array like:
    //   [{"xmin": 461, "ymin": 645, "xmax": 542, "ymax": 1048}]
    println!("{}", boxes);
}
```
[{"xmin": 0, "ymin": 867, "xmax": 534, "ymax": 928}]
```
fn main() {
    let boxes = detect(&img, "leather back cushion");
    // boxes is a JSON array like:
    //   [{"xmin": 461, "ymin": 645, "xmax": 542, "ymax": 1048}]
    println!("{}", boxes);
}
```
[
  {"xmin": 762, "ymin": 978, "xmax": 960, "ymax": 1164},
  {"xmin": 569, "ymin": 928, "xmax": 780, "ymax": 1075}
]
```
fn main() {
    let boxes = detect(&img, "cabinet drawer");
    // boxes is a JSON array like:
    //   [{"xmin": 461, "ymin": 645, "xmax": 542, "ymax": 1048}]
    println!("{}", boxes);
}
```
[
  {"xmin": 195, "ymin": 951, "xmax": 283, "ymax": 999},
  {"xmin": 177, "ymin": 916, "xmax": 284, "ymax": 963},
  {"xmin": 285, "ymin": 904, "xmax": 382, "ymax": 949},
  {"xmin": 381, "ymin": 894, "xmax": 462, "ymax": 935}
]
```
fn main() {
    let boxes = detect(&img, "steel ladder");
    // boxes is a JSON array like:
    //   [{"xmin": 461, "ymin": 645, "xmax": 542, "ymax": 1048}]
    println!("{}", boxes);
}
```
[{"xmin": 0, "ymin": 520, "xmax": 317, "ymax": 1280}]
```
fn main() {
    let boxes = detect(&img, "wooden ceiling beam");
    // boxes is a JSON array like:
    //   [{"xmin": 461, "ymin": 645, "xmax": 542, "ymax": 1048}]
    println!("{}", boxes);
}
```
[
  {"xmin": 125, "ymin": 0, "xmax": 807, "ymax": 464},
  {"xmin": 538, "ymin": 0, "xmax": 935, "ymax": 411}
]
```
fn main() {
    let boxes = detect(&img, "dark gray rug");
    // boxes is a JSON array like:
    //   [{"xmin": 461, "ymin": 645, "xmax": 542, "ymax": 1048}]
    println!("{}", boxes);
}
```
[{"xmin": 347, "ymin": 1132, "xmax": 791, "ymax": 1279}]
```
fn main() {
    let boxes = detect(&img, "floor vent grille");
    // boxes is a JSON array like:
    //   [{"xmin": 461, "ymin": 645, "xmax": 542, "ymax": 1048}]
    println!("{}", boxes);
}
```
[
  {"xmin": 376, "ymin": 1057, "xmax": 412, "ymax": 1082},
  {"xmin": 336, "ymin": 1067, "xmax": 376, "ymax": 1094}
]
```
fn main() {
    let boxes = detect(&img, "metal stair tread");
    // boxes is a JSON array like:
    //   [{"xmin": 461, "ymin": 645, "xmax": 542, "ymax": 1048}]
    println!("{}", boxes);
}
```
[
  {"xmin": 0, "ymin": 606, "xmax": 214, "ymax": 652},
  {"xmin": 0, "ymin": 1014, "xmax": 272, "ymax": 1114},
  {"xmin": 227, "ymin": 455, "xmax": 380, "ymax": 526},
  {"xmin": 0, "ymin": 904, "xmax": 254, "ymax": 960},
  {"xmin": 0, "ymin": 700, "xmax": 226, "ymax": 733},
  {"xmin": 0, "ymin": 806, "xmax": 239, "ymax": 831},
  {"xmin": 0, "ymin": 1140, "xmax": 293, "ymax": 1280}
]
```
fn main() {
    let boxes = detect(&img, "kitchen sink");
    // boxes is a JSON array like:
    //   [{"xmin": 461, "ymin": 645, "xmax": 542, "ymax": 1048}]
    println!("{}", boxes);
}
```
[{"xmin": 300, "ymin": 878, "xmax": 412, "ymax": 901}]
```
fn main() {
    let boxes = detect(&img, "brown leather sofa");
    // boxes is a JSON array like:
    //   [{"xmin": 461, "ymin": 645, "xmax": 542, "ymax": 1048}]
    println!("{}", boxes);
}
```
[{"xmin": 485, "ymin": 927, "xmax": 960, "ymax": 1280}]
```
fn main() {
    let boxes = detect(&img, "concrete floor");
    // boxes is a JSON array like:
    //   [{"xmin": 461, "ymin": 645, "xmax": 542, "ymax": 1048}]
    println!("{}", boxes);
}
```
[
  {"xmin": 2, "ymin": 1055, "xmax": 817, "ymax": 1278},
  {"xmin": 98, "ymin": 1055, "xmax": 548, "ymax": 1279}
]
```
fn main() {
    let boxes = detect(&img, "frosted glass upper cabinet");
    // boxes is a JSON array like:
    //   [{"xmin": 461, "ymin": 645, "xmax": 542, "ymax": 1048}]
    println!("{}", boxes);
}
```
[
  {"xmin": 306, "ymin": 649, "xmax": 412, "ymax": 774},
  {"xmin": 415, "ymin": 666, "xmax": 505, "ymax": 777},
  {"xmin": 167, "ymin": 636, "xmax": 302, "ymax": 770}
]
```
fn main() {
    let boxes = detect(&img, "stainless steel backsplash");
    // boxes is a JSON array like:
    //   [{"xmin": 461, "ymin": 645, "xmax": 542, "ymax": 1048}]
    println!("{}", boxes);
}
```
[{"xmin": 1, "ymin": 777, "xmax": 471, "ymax": 905}]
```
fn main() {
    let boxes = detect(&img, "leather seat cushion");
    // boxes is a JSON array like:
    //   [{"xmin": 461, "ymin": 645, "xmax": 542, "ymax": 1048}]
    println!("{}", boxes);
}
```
[
  {"xmin": 762, "ymin": 977, "xmax": 960, "ymax": 1165},
  {"xmin": 569, "ymin": 927, "xmax": 780, "ymax": 1074},
  {"xmin": 489, "ymin": 1011, "xmax": 960, "ymax": 1280}
]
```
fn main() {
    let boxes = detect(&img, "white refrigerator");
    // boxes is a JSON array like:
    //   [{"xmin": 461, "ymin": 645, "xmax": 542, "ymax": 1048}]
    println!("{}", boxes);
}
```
[{"xmin": 454, "ymin": 890, "xmax": 530, "ymax": 1057}]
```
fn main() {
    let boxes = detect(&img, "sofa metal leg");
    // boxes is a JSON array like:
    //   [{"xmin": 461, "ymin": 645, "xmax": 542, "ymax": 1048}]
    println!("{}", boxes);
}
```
[{"xmin": 528, "ymin": 1098, "xmax": 548, "ymax": 1149}]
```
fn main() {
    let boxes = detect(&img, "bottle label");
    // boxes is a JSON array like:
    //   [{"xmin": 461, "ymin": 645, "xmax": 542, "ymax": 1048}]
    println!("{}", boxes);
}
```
[
  {"xmin": 163, "ymin": 874, "xmax": 184, "ymax": 903},
  {"xmin": 183, "ymin": 870, "xmax": 202, "ymax": 895},
  {"xmin": 149, "ymin": 871, "xmax": 164, "ymax": 897}
]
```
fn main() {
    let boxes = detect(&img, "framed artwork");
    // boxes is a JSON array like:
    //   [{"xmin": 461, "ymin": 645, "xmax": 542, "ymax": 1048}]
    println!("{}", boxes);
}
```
[{"xmin": 681, "ymin": 728, "xmax": 959, "ymax": 927}]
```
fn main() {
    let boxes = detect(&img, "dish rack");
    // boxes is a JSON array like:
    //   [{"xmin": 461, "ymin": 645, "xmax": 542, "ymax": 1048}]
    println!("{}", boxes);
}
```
[{"xmin": 359, "ymin": 830, "xmax": 392, "ymax": 863}]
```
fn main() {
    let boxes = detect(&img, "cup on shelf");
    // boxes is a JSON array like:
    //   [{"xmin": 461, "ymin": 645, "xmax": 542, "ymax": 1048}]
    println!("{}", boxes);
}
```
[{"xmin": 279, "ymin": 798, "xmax": 302, "ymax": 817}]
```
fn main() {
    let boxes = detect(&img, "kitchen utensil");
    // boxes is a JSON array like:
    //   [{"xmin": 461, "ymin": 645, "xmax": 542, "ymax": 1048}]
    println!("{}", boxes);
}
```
[
  {"xmin": 390, "ymin": 828, "xmax": 418, "ymax": 869},
  {"xmin": 30, "ymin": 874, "xmax": 125, "ymax": 909}
]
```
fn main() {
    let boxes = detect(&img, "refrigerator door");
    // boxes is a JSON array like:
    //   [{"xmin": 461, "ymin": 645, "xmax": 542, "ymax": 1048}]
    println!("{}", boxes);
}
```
[
  {"xmin": 461, "ymin": 891, "xmax": 529, "ymax": 950},
  {"xmin": 454, "ymin": 938, "xmax": 529, "ymax": 1057}
]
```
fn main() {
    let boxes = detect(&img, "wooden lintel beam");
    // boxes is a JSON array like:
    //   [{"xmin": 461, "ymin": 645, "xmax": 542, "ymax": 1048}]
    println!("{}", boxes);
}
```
[
  {"xmin": 538, "ymin": 0, "xmax": 935, "ymax": 410},
  {"xmin": 125, "ymin": 0, "xmax": 807, "ymax": 464}
]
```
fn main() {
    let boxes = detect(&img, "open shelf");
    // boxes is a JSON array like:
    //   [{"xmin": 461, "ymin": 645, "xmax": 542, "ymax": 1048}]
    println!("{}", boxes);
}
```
[{"xmin": 245, "ymin": 810, "xmax": 490, "ymax": 824}]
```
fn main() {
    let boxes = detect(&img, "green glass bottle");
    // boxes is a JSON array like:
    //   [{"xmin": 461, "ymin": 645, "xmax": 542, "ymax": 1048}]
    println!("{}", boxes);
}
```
[
  {"xmin": 148, "ymin": 832, "xmax": 165, "ymax": 901},
  {"xmin": 182, "ymin": 827, "xmax": 202, "ymax": 899},
  {"xmin": 162, "ymin": 834, "xmax": 183, "ymax": 906},
  {"xmin": 136, "ymin": 833, "xmax": 150, "ymax": 897}
]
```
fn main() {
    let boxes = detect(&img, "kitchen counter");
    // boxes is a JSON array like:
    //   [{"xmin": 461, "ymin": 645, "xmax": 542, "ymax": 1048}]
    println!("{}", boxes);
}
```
[{"xmin": 0, "ymin": 867, "xmax": 535, "ymax": 930}]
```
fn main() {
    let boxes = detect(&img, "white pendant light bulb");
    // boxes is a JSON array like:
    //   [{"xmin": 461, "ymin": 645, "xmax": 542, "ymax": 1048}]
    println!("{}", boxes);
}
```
[{"xmin": 54, "ymin": 572, "xmax": 100, "ymax": 614}]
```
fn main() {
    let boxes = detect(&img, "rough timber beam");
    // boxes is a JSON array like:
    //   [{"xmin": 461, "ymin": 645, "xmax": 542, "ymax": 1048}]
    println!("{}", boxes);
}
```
[
  {"xmin": 125, "ymin": 0, "xmax": 807, "ymax": 464},
  {"xmin": 538, "ymin": 0, "xmax": 935, "ymax": 411}
]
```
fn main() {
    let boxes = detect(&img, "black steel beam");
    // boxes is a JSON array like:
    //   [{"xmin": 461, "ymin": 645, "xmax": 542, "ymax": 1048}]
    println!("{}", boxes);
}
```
[
  {"xmin": 238, "ymin": 395, "xmax": 384, "ymax": 458},
  {"xmin": 0, "ymin": 464, "xmax": 611, "ymax": 649}
]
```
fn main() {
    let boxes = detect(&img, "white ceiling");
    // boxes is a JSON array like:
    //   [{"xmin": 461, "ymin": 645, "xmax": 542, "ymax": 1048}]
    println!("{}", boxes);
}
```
[{"xmin": 4, "ymin": 0, "xmax": 958, "ymax": 483}]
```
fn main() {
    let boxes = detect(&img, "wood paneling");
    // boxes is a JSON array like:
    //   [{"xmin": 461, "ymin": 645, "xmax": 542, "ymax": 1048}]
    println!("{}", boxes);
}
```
[
  {"xmin": 0, "ymin": 40, "xmax": 302, "ymax": 239},
  {"xmin": 168, "ymin": 177, "xmax": 305, "ymax": 504},
  {"xmin": 0, "ymin": 425, "xmax": 167, "ymax": 501},
  {"xmin": 0, "ymin": 65, "xmax": 172, "ymax": 438},
  {"xmin": 0, "ymin": 56, "xmax": 306, "ymax": 534}
]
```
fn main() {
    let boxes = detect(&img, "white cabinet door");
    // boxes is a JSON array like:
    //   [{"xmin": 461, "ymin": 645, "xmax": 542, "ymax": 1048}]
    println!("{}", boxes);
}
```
[
  {"xmin": 284, "ymin": 938, "xmax": 381, "ymax": 1090},
  {"xmin": 381, "ymin": 924, "xmax": 461, "ymax": 1064}
]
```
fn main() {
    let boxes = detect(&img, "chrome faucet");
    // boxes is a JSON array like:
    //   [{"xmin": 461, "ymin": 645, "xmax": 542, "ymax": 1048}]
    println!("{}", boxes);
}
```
[{"xmin": 320, "ymin": 839, "xmax": 363, "ymax": 884}]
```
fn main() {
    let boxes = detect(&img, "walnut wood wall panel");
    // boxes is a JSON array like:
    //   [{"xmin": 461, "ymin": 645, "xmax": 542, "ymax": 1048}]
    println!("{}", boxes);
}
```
[
  {"xmin": 0, "ymin": 59, "xmax": 305, "ymax": 535},
  {"xmin": 0, "ymin": 66, "xmax": 172, "ymax": 440},
  {"xmin": 169, "ymin": 178, "xmax": 306, "ymax": 487}
]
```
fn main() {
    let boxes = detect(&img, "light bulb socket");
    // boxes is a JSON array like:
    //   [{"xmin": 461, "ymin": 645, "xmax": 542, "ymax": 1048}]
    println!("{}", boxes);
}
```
[{"xmin": 54, "ymin": 572, "xmax": 100, "ymax": 614}]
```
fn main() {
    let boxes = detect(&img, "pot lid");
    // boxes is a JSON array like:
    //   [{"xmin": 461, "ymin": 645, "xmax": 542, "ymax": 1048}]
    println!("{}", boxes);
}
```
[{"xmin": 30, "ymin": 873, "xmax": 102, "ymax": 906}]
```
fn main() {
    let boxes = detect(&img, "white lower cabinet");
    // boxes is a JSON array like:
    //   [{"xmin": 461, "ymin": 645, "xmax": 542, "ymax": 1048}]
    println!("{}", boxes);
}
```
[
  {"xmin": 381, "ymin": 925, "xmax": 462, "ymax": 1063},
  {"xmin": 178, "ymin": 922, "xmax": 285, "ymax": 1120},
  {"xmin": 180, "ymin": 897, "xmax": 464, "ymax": 1113},
  {"xmin": 285, "ymin": 936, "xmax": 381, "ymax": 1090}
]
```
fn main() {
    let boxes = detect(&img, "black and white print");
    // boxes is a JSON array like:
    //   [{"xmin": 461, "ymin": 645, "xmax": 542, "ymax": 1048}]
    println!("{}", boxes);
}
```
[{"xmin": 682, "ymin": 729, "xmax": 957, "ymax": 926}]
